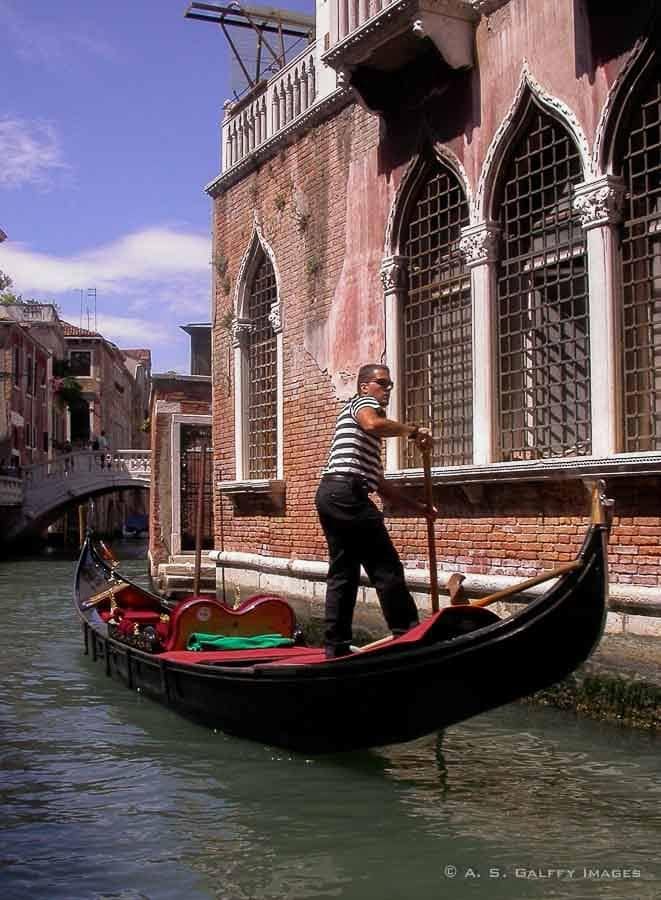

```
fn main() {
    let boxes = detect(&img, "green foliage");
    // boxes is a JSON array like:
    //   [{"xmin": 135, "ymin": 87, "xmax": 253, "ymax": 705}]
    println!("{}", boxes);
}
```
[
  {"xmin": 0, "ymin": 269, "xmax": 22, "ymax": 305},
  {"xmin": 218, "ymin": 309, "xmax": 234, "ymax": 332},
  {"xmin": 306, "ymin": 255, "xmax": 322, "ymax": 277},
  {"xmin": 213, "ymin": 252, "xmax": 228, "ymax": 277},
  {"xmin": 54, "ymin": 375, "xmax": 85, "ymax": 410}
]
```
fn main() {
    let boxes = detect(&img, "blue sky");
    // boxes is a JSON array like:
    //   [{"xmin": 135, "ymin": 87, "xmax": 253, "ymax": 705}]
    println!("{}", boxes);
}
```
[{"xmin": 0, "ymin": 0, "xmax": 312, "ymax": 372}]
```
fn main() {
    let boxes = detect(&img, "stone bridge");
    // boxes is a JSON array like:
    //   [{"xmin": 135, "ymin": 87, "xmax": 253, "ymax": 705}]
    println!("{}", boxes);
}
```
[{"xmin": 1, "ymin": 450, "xmax": 151, "ymax": 542}]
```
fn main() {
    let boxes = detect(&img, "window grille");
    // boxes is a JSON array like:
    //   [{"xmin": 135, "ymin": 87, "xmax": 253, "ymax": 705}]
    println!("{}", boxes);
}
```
[
  {"xmin": 621, "ymin": 60, "xmax": 661, "ymax": 451},
  {"xmin": 247, "ymin": 253, "xmax": 277, "ymax": 479},
  {"xmin": 403, "ymin": 163, "xmax": 472, "ymax": 467},
  {"xmin": 496, "ymin": 105, "xmax": 590, "ymax": 460}
]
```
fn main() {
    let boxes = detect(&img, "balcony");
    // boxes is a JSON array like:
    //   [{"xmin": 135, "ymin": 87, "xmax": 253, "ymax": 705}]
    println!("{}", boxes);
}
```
[
  {"xmin": 223, "ymin": 43, "xmax": 316, "ymax": 169},
  {"xmin": 208, "ymin": 0, "xmax": 500, "ymax": 186},
  {"xmin": 322, "ymin": 0, "xmax": 486, "ymax": 113}
]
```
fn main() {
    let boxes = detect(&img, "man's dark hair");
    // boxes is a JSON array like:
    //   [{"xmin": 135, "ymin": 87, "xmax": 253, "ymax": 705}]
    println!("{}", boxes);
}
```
[{"xmin": 357, "ymin": 363, "xmax": 389, "ymax": 392}]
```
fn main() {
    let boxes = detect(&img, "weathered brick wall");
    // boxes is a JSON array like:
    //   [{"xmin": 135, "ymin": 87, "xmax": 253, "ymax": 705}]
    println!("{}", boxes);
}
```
[{"xmin": 211, "ymin": 4, "xmax": 661, "ymax": 589}]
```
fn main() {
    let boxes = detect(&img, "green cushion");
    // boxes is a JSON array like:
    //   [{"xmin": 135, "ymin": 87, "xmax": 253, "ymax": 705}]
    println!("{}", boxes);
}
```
[{"xmin": 186, "ymin": 632, "xmax": 295, "ymax": 651}]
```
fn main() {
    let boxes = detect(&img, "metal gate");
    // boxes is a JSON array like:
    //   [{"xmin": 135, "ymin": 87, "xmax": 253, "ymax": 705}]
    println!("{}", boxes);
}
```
[{"xmin": 180, "ymin": 425, "xmax": 214, "ymax": 551}]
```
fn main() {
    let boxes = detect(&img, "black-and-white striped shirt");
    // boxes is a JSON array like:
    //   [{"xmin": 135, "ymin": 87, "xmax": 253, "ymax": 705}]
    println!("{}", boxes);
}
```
[{"xmin": 323, "ymin": 395, "xmax": 383, "ymax": 492}]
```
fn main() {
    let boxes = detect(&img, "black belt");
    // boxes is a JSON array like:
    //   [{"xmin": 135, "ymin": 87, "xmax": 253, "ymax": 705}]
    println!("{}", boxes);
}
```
[{"xmin": 322, "ymin": 473, "xmax": 369, "ymax": 487}]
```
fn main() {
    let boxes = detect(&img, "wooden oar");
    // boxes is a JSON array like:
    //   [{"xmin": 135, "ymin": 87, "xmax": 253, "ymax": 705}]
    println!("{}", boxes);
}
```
[
  {"xmin": 471, "ymin": 560, "xmax": 581, "ymax": 608},
  {"xmin": 193, "ymin": 442, "xmax": 207, "ymax": 596},
  {"xmin": 422, "ymin": 446, "xmax": 440, "ymax": 613}
]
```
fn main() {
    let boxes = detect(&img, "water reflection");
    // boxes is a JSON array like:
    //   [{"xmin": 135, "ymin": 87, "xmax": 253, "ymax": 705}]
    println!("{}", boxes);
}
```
[{"xmin": 0, "ymin": 554, "xmax": 659, "ymax": 900}]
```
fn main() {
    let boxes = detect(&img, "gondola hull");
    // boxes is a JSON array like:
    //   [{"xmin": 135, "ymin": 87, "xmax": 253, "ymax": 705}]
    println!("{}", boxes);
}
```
[{"xmin": 74, "ymin": 525, "xmax": 608, "ymax": 753}]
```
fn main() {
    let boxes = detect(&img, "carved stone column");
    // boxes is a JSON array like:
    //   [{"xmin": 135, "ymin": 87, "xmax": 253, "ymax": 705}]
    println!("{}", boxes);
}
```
[
  {"xmin": 231, "ymin": 317, "xmax": 253, "ymax": 479},
  {"xmin": 380, "ymin": 255, "xmax": 407, "ymax": 471},
  {"xmin": 269, "ymin": 302, "xmax": 285, "ymax": 478},
  {"xmin": 573, "ymin": 176, "xmax": 625, "ymax": 456},
  {"xmin": 459, "ymin": 221, "xmax": 500, "ymax": 464}
]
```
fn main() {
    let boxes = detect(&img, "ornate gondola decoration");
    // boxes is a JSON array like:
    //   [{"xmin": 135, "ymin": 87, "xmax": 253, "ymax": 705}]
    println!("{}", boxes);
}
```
[{"xmin": 73, "ymin": 483, "xmax": 612, "ymax": 753}]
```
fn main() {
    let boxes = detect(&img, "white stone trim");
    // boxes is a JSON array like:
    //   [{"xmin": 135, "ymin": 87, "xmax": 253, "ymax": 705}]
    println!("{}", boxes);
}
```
[
  {"xmin": 573, "ymin": 175, "xmax": 625, "ymax": 229},
  {"xmin": 232, "ymin": 223, "xmax": 283, "ymax": 481},
  {"xmin": 207, "ymin": 547, "xmax": 661, "ymax": 627},
  {"xmin": 384, "ymin": 147, "xmax": 472, "ymax": 256},
  {"xmin": 382, "ymin": 150, "xmax": 472, "ymax": 470},
  {"xmin": 476, "ymin": 61, "xmax": 593, "ymax": 221},
  {"xmin": 459, "ymin": 225, "xmax": 499, "ymax": 463},
  {"xmin": 593, "ymin": 36, "xmax": 651, "ymax": 175}
]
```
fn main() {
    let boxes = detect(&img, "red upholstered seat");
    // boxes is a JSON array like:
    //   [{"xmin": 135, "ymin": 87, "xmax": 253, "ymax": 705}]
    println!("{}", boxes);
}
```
[{"xmin": 163, "ymin": 593, "xmax": 296, "ymax": 652}]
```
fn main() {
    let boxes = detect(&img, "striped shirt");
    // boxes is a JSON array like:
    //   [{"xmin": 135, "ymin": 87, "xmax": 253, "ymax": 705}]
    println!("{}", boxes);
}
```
[{"xmin": 323, "ymin": 395, "xmax": 383, "ymax": 492}]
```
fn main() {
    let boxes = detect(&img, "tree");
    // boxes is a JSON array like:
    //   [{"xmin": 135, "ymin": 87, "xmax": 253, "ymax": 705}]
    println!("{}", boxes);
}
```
[
  {"xmin": 0, "ymin": 269, "xmax": 24, "ymax": 305},
  {"xmin": 0, "ymin": 269, "xmax": 59, "ymax": 311}
]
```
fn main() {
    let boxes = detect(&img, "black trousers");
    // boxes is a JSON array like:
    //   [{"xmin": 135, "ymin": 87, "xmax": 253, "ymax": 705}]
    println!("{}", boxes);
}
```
[{"xmin": 315, "ymin": 477, "xmax": 419, "ymax": 654}]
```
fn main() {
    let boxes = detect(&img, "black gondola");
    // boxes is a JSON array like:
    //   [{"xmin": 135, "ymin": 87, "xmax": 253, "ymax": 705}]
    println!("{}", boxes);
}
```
[{"xmin": 72, "ymin": 483, "xmax": 611, "ymax": 753}]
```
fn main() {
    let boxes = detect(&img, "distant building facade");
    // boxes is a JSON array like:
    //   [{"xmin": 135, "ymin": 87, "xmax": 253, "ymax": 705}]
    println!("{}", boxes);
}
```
[{"xmin": 0, "ymin": 303, "xmax": 66, "ymax": 469}]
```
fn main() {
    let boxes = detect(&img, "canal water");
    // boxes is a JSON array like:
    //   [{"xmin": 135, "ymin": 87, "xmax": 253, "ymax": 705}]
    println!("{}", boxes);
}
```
[{"xmin": 1, "ymin": 548, "xmax": 659, "ymax": 900}]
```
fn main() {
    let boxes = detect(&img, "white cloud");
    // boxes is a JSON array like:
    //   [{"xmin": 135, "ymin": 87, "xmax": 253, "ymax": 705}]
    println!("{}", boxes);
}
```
[
  {"xmin": 0, "ymin": 226, "xmax": 212, "ymax": 368},
  {"xmin": 95, "ymin": 313, "xmax": 171, "ymax": 345},
  {"xmin": 0, "ymin": 117, "xmax": 69, "ymax": 188},
  {"xmin": 0, "ymin": 226, "xmax": 211, "ymax": 301}
]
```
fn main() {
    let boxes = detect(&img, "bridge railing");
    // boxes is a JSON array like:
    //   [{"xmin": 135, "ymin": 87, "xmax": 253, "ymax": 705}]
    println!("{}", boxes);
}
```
[
  {"xmin": 23, "ymin": 450, "xmax": 152, "ymax": 487},
  {"xmin": 0, "ymin": 475, "xmax": 23, "ymax": 506}
]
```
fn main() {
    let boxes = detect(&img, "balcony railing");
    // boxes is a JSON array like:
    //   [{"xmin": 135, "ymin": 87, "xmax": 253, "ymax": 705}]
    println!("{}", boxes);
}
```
[
  {"xmin": 0, "ymin": 475, "xmax": 23, "ymax": 506},
  {"xmin": 222, "ymin": 44, "xmax": 320, "ymax": 173},
  {"xmin": 330, "ymin": 0, "xmax": 393, "ymax": 46}
]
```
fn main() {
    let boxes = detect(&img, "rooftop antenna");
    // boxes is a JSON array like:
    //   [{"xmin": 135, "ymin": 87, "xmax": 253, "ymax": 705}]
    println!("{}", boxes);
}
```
[
  {"xmin": 77, "ymin": 288, "xmax": 97, "ymax": 331},
  {"xmin": 185, "ymin": 2, "xmax": 315, "ymax": 101}
]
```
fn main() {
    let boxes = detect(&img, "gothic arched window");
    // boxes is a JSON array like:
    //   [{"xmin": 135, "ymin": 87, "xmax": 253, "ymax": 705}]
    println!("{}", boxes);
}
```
[
  {"xmin": 495, "ymin": 103, "xmax": 590, "ymax": 460},
  {"xmin": 618, "ymin": 57, "xmax": 661, "ymax": 451},
  {"xmin": 246, "ymin": 251, "xmax": 278, "ymax": 479},
  {"xmin": 402, "ymin": 163, "xmax": 472, "ymax": 467}
]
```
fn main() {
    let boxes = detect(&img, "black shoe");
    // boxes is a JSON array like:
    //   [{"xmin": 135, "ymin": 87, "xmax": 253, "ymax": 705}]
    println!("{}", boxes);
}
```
[{"xmin": 324, "ymin": 643, "xmax": 353, "ymax": 659}]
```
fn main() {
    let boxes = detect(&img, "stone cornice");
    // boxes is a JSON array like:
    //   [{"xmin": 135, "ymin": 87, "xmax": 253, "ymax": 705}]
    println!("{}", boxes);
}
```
[
  {"xmin": 573, "ymin": 176, "xmax": 625, "ymax": 229},
  {"xmin": 230, "ymin": 317, "xmax": 254, "ymax": 348},
  {"xmin": 459, "ymin": 221, "xmax": 501, "ymax": 267},
  {"xmin": 384, "ymin": 452, "xmax": 661, "ymax": 487},
  {"xmin": 380, "ymin": 255, "xmax": 408, "ymax": 291},
  {"xmin": 206, "ymin": 89, "xmax": 352, "ymax": 197},
  {"xmin": 323, "ymin": 0, "xmax": 477, "ymax": 72}
]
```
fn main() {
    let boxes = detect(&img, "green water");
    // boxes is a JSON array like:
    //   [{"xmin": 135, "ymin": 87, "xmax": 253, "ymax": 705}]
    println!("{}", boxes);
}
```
[{"xmin": 0, "ymin": 548, "xmax": 659, "ymax": 899}]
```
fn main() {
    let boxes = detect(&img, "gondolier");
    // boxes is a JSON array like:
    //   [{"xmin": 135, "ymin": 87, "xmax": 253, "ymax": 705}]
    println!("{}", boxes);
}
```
[{"xmin": 315, "ymin": 363, "xmax": 436, "ymax": 658}]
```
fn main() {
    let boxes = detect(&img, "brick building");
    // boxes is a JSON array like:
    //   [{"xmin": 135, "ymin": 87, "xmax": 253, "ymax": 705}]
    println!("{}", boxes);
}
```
[
  {"xmin": 0, "ymin": 316, "xmax": 54, "ymax": 470},
  {"xmin": 202, "ymin": 0, "xmax": 661, "ymax": 623},
  {"xmin": 148, "ymin": 326, "xmax": 213, "ymax": 594}
]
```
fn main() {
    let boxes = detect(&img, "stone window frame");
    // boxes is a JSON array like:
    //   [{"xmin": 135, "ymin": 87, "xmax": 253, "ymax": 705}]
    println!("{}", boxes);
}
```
[
  {"xmin": 381, "ymin": 143, "xmax": 473, "ymax": 473},
  {"xmin": 382, "ymin": 61, "xmax": 661, "ymax": 488},
  {"xmin": 596, "ymin": 40, "xmax": 661, "ymax": 454},
  {"xmin": 220, "ymin": 223, "xmax": 285, "ymax": 509}
]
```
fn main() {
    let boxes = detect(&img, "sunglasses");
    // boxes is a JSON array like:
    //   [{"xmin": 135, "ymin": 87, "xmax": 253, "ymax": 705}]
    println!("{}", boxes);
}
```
[{"xmin": 372, "ymin": 378, "xmax": 394, "ymax": 389}]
